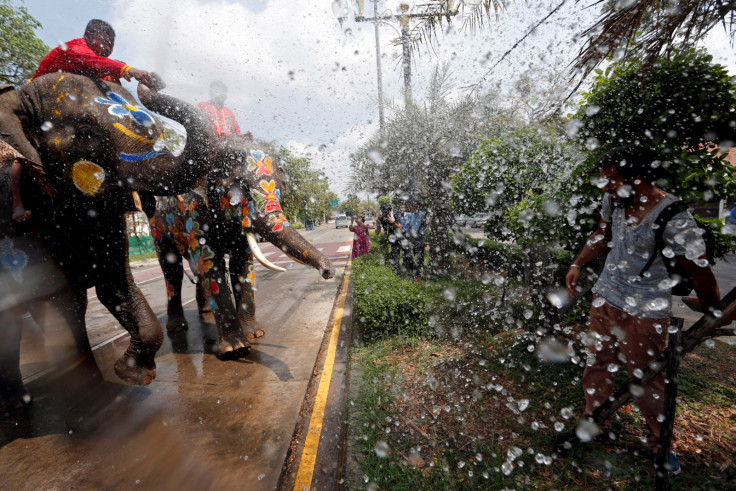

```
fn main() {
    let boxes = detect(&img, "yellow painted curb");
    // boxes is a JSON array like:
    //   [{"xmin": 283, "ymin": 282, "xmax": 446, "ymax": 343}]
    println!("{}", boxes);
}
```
[{"xmin": 293, "ymin": 256, "xmax": 352, "ymax": 490}]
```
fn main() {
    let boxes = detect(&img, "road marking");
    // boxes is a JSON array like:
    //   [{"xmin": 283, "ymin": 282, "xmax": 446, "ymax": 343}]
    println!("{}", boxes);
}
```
[
  {"xmin": 336, "ymin": 245, "xmax": 351, "ymax": 253},
  {"xmin": 293, "ymin": 255, "xmax": 352, "ymax": 490}
]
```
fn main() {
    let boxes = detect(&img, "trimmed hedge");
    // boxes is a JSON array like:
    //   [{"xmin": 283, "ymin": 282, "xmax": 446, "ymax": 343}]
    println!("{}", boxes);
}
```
[{"xmin": 352, "ymin": 238, "xmax": 433, "ymax": 339}]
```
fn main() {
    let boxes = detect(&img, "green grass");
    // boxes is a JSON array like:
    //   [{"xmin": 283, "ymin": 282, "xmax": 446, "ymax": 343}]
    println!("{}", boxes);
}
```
[{"xmin": 346, "ymin": 243, "xmax": 736, "ymax": 489}]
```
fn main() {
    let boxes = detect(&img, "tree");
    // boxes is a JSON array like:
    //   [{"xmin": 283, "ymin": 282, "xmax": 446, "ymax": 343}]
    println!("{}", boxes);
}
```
[
  {"xmin": 350, "ymin": 64, "xmax": 506, "ymax": 273},
  {"xmin": 0, "ymin": 1, "xmax": 49, "ymax": 86},
  {"xmin": 451, "ymin": 125, "xmax": 579, "ymax": 241},
  {"xmin": 278, "ymin": 148, "xmax": 332, "ymax": 224},
  {"xmin": 571, "ymin": 47, "xmax": 736, "ymax": 205},
  {"xmin": 340, "ymin": 193, "xmax": 361, "ymax": 217}
]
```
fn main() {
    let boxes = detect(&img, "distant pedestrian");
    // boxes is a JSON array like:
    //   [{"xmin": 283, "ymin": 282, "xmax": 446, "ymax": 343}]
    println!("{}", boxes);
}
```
[
  {"xmin": 409, "ymin": 201, "xmax": 428, "ymax": 280},
  {"xmin": 349, "ymin": 216, "xmax": 370, "ymax": 259}
]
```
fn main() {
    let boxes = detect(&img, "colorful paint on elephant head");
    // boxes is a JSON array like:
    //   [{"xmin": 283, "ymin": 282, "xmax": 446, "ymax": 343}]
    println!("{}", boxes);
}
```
[
  {"xmin": 96, "ymin": 92, "xmax": 155, "ymax": 127},
  {"xmin": 247, "ymin": 150, "xmax": 273, "ymax": 177}
]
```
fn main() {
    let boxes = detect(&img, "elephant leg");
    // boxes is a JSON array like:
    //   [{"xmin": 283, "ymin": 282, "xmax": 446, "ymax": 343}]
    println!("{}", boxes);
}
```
[
  {"xmin": 230, "ymin": 248, "xmax": 264, "ymax": 340},
  {"xmin": 155, "ymin": 239, "xmax": 188, "ymax": 333},
  {"xmin": 205, "ymin": 255, "xmax": 251, "ymax": 359},
  {"xmin": 196, "ymin": 280, "xmax": 210, "ymax": 316},
  {"xmin": 96, "ymin": 233, "xmax": 163, "ymax": 385},
  {"xmin": 0, "ymin": 306, "xmax": 31, "ymax": 412}
]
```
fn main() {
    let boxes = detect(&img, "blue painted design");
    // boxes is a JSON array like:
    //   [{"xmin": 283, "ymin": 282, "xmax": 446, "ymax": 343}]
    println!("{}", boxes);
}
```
[
  {"xmin": 208, "ymin": 296, "xmax": 218, "ymax": 311},
  {"xmin": 120, "ymin": 151, "xmax": 167, "ymax": 162},
  {"xmin": 165, "ymin": 213, "xmax": 176, "ymax": 228},
  {"xmin": 95, "ymin": 92, "xmax": 156, "ymax": 126},
  {"xmin": 0, "ymin": 237, "xmax": 28, "ymax": 283},
  {"xmin": 250, "ymin": 149, "xmax": 264, "ymax": 161}
]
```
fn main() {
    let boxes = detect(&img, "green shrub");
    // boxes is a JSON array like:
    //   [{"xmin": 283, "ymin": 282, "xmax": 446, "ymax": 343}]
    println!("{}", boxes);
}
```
[{"xmin": 352, "ymin": 257, "xmax": 432, "ymax": 339}]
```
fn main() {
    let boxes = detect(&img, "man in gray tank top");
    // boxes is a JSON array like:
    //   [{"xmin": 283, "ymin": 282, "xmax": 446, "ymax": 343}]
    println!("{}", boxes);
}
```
[{"xmin": 565, "ymin": 145, "xmax": 720, "ymax": 469}]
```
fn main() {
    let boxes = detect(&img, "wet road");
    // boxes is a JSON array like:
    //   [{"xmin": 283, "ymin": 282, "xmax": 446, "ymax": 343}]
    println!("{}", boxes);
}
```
[{"xmin": 0, "ymin": 224, "xmax": 355, "ymax": 490}]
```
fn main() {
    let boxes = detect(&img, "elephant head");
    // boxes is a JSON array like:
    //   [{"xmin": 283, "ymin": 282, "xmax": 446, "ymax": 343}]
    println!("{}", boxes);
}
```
[
  {"xmin": 205, "ymin": 136, "xmax": 333, "ymax": 278},
  {"xmin": 19, "ymin": 73, "xmax": 215, "ymax": 204}
]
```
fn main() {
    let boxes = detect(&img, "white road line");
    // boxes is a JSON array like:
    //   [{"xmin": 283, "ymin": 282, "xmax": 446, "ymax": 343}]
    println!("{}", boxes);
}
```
[{"xmin": 336, "ymin": 245, "xmax": 351, "ymax": 253}]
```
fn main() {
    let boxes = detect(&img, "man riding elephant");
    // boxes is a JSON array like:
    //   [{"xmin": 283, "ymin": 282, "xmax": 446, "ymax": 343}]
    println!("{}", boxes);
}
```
[{"xmin": 5, "ymin": 19, "xmax": 158, "ymax": 223}]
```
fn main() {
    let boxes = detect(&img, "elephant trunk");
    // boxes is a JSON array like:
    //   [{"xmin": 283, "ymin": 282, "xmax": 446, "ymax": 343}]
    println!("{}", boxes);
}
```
[
  {"xmin": 115, "ymin": 84, "xmax": 215, "ymax": 194},
  {"xmin": 261, "ymin": 225, "xmax": 334, "ymax": 279}
]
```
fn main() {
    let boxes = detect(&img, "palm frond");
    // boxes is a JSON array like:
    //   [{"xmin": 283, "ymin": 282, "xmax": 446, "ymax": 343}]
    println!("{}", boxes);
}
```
[{"xmin": 575, "ymin": 0, "xmax": 736, "ymax": 78}]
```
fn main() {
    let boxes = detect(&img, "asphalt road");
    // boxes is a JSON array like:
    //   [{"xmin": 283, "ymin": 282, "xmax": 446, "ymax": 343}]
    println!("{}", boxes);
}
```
[{"xmin": 1, "ymin": 223, "xmax": 355, "ymax": 490}]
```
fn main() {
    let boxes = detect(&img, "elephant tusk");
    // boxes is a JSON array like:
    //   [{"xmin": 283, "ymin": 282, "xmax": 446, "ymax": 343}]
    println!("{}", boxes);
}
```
[
  {"xmin": 131, "ymin": 191, "xmax": 143, "ymax": 212},
  {"xmin": 246, "ymin": 232, "xmax": 286, "ymax": 273}
]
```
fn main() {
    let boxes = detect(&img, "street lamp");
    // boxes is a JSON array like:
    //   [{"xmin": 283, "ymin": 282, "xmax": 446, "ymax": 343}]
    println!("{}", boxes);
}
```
[{"xmin": 334, "ymin": 1, "xmax": 458, "ymax": 129}]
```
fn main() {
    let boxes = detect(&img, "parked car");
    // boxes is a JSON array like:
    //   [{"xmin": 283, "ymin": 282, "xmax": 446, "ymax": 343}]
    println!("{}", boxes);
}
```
[
  {"xmin": 364, "ymin": 216, "xmax": 376, "ymax": 228},
  {"xmin": 454, "ymin": 215, "xmax": 470, "ymax": 227},
  {"xmin": 335, "ymin": 214, "xmax": 349, "ymax": 229},
  {"xmin": 470, "ymin": 213, "xmax": 491, "ymax": 228}
]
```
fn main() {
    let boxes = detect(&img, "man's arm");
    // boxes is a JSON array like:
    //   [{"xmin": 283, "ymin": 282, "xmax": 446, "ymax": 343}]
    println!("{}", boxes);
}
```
[
  {"xmin": 565, "ymin": 218, "xmax": 611, "ymax": 297},
  {"xmin": 677, "ymin": 256, "xmax": 720, "ymax": 310},
  {"xmin": 34, "ymin": 40, "xmax": 155, "ymax": 85}
]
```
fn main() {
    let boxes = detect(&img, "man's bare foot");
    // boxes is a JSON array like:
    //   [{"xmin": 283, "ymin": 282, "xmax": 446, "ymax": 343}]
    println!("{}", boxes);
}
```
[{"xmin": 12, "ymin": 205, "xmax": 31, "ymax": 221}]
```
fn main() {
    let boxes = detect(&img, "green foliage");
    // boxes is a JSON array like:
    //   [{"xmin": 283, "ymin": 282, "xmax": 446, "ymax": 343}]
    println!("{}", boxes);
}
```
[
  {"xmin": 352, "ymin": 247, "xmax": 433, "ymax": 340},
  {"xmin": 451, "ymin": 126, "xmax": 581, "ymax": 242},
  {"xmin": 461, "ymin": 237, "xmax": 525, "ymax": 277},
  {"xmin": 698, "ymin": 216, "xmax": 736, "ymax": 259},
  {"xmin": 277, "ymin": 147, "xmax": 332, "ymax": 222},
  {"xmin": 0, "ymin": 1, "xmax": 49, "ymax": 86},
  {"xmin": 340, "ymin": 192, "xmax": 361, "ymax": 217},
  {"xmin": 571, "ymin": 47, "xmax": 736, "ymax": 204}
]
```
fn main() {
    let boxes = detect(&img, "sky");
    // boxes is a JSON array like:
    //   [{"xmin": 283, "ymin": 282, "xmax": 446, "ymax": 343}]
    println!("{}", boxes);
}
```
[{"xmin": 12, "ymin": 0, "xmax": 736, "ymax": 198}]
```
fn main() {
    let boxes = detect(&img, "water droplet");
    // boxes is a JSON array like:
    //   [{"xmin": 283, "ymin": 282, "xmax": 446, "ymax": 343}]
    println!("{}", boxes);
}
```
[
  {"xmin": 374, "ymin": 440, "xmax": 390, "ymax": 458},
  {"xmin": 592, "ymin": 297, "xmax": 606, "ymax": 308},
  {"xmin": 40, "ymin": 121, "xmax": 53, "ymax": 131},
  {"xmin": 554, "ymin": 422, "xmax": 565, "ymax": 432},
  {"xmin": 517, "ymin": 399, "xmax": 529, "ymax": 411},
  {"xmin": 575, "ymin": 419, "xmax": 601, "ymax": 442},
  {"xmin": 607, "ymin": 363, "xmax": 619, "ymax": 373},
  {"xmin": 443, "ymin": 288, "xmax": 457, "ymax": 301},
  {"xmin": 501, "ymin": 461, "xmax": 513, "ymax": 475},
  {"xmin": 629, "ymin": 384, "xmax": 645, "ymax": 397}
]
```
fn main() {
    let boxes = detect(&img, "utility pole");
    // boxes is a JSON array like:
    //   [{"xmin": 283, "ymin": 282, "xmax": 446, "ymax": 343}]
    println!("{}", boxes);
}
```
[{"xmin": 336, "ymin": 1, "xmax": 458, "ymax": 129}]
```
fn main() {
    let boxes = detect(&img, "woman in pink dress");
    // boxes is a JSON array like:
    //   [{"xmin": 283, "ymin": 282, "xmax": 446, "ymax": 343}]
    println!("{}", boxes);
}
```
[{"xmin": 349, "ymin": 216, "xmax": 371, "ymax": 259}]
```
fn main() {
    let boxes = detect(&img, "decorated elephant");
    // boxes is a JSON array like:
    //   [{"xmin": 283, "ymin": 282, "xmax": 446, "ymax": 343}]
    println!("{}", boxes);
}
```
[
  {"xmin": 150, "ymin": 135, "xmax": 334, "ymax": 358},
  {"xmin": 0, "ymin": 72, "xmax": 215, "ymax": 411}
]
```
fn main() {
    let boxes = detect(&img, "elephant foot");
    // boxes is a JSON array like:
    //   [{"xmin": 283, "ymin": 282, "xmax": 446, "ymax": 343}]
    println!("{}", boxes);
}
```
[
  {"xmin": 166, "ymin": 315, "xmax": 189, "ymax": 334},
  {"xmin": 243, "ymin": 321, "xmax": 266, "ymax": 340},
  {"xmin": 215, "ymin": 334, "xmax": 251, "ymax": 360},
  {"xmin": 114, "ymin": 355, "xmax": 156, "ymax": 386},
  {"xmin": 0, "ymin": 388, "xmax": 32, "ymax": 413}
]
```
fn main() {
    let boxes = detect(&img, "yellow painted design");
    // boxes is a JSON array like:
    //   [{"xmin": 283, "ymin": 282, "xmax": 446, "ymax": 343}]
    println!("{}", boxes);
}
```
[
  {"xmin": 113, "ymin": 122, "xmax": 154, "ymax": 143},
  {"xmin": 51, "ymin": 74, "xmax": 66, "ymax": 92},
  {"xmin": 293, "ymin": 256, "xmax": 351, "ymax": 490},
  {"xmin": 72, "ymin": 160, "xmax": 105, "ymax": 196}
]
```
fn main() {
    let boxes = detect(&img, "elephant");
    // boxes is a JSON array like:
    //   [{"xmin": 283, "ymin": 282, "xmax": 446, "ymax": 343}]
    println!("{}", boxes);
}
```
[
  {"xmin": 0, "ymin": 72, "xmax": 216, "ymax": 412},
  {"xmin": 150, "ymin": 135, "xmax": 334, "ymax": 358}
]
